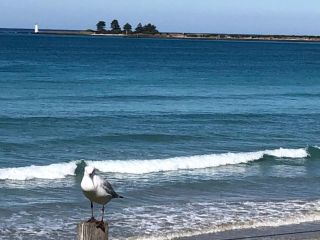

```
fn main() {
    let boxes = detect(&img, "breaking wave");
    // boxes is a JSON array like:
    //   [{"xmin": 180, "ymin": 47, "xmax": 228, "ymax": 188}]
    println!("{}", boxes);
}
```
[
  {"xmin": 0, "ymin": 162, "xmax": 77, "ymax": 181},
  {"xmin": 0, "ymin": 147, "xmax": 315, "ymax": 181}
]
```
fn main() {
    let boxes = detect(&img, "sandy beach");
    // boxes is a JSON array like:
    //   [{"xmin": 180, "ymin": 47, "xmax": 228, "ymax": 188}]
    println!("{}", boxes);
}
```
[{"xmin": 180, "ymin": 222, "xmax": 320, "ymax": 240}]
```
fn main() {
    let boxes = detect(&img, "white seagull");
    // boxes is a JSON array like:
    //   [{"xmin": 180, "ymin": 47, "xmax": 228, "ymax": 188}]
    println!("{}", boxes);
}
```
[{"xmin": 81, "ymin": 166, "xmax": 123, "ymax": 223}]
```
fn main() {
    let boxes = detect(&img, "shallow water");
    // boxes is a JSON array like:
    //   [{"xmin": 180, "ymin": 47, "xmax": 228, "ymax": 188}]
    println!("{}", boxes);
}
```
[{"xmin": 0, "ymin": 32, "xmax": 320, "ymax": 239}]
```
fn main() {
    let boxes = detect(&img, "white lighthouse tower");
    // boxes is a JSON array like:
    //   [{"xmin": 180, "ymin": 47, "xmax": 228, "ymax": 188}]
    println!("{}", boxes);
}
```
[{"xmin": 34, "ymin": 24, "xmax": 39, "ymax": 33}]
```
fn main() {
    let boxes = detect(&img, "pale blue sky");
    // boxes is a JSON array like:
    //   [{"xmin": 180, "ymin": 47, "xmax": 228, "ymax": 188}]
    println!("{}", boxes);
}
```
[{"xmin": 1, "ymin": 0, "xmax": 320, "ymax": 35}]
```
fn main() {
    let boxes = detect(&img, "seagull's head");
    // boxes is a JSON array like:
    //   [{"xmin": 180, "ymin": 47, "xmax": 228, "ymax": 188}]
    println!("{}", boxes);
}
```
[{"xmin": 84, "ymin": 166, "xmax": 96, "ymax": 178}]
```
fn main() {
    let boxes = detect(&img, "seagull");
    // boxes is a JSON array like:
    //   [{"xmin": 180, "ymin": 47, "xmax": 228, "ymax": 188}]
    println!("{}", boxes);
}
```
[{"xmin": 81, "ymin": 166, "xmax": 123, "ymax": 223}]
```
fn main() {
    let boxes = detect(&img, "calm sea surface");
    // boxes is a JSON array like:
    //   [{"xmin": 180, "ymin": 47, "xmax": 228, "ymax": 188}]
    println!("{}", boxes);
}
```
[{"xmin": 0, "ymin": 33, "xmax": 320, "ymax": 239}]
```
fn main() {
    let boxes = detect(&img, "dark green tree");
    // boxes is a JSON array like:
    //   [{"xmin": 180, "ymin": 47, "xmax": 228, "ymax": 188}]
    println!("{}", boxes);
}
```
[
  {"xmin": 123, "ymin": 23, "xmax": 132, "ymax": 34},
  {"xmin": 135, "ymin": 23, "xmax": 143, "ymax": 33},
  {"xmin": 111, "ymin": 19, "xmax": 121, "ymax": 33},
  {"xmin": 96, "ymin": 21, "xmax": 106, "ymax": 32},
  {"xmin": 143, "ymin": 23, "xmax": 159, "ymax": 34}
]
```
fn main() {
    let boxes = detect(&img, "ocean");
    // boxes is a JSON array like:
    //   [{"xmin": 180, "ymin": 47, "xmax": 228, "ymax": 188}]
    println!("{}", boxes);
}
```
[{"xmin": 0, "ymin": 32, "xmax": 320, "ymax": 239}]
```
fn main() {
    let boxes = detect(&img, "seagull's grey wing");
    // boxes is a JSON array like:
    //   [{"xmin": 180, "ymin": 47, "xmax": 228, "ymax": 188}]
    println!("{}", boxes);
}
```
[{"xmin": 103, "ymin": 180, "xmax": 123, "ymax": 198}]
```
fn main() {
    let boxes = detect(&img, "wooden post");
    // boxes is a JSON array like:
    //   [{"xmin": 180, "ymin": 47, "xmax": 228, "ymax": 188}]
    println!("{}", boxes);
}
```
[{"xmin": 77, "ymin": 222, "xmax": 108, "ymax": 240}]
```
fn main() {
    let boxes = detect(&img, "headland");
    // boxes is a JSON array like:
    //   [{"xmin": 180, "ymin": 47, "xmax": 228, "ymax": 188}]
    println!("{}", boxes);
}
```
[{"xmin": 35, "ymin": 29, "xmax": 320, "ymax": 42}]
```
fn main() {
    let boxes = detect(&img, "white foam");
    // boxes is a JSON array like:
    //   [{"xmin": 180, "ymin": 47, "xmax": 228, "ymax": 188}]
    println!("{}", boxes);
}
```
[
  {"xmin": 0, "ymin": 147, "xmax": 308, "ymax": 180},
  {"xmin": 88, "ymin": 148, "xmax": 308, "ymax": 174},
  {"xmin": 119, "ymin": 200, "xmax": 320, "ymax": 240},
  {"xmin": 135, "ymin": 212, "xmax": 320, "ymax": 240},
  {"xmin": 0, "ymin": 162, "xmax": 78, "ymax": 181}
]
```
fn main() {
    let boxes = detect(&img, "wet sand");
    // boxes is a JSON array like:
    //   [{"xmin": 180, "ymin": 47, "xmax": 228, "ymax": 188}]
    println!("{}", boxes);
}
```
[{"xmin": 179, "ymin": 222, "xmax": 320, "ymax": 240}]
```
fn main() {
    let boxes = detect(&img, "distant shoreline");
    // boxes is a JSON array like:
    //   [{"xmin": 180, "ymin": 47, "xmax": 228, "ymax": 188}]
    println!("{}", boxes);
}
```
[
  {"xmin": 38, "ymin": 29, "xmax": 320, "ymax": 42},
  {"xmin": 2, "ymin": 28, "xmax": 320, "ymax": 42}
]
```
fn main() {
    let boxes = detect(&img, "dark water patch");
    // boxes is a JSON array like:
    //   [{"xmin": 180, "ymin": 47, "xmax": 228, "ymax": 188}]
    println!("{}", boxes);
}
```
[
  {"xmin": 307, "ymin": 146, "xmax": 320, "ymax": 159},
  {"xmin": 40, "ymin": 95, "xmax": 211, "ymax": 101},
  {"xmin": 1, "ymin": 113, "xmax": 320, "ymax": 121},
  {"xmin": 283, "ymin": 93, "xmax": 320, "ymax": 98},
  {"xmin": 159, "ymin": 113, "xmax": 320, "ymax": 119},
  {"xmin": 40, "ymin": 133, "xmax": 200, "ymax": 145},
  {"xmin": 0, "ymin": 95, "xmax": 211, "ymax": 103},
  {"xmin": 0, "ymin": 141, "xmax": 37, "ymax": 151}
]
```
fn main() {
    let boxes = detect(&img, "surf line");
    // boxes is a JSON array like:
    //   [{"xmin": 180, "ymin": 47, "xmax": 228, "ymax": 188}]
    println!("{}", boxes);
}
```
[{"xmin": 220, "ymin": 228, "xmax": 320, "ymax": 240}]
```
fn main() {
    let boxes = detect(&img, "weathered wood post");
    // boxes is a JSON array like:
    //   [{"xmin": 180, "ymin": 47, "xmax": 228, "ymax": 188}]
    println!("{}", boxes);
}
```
[{"xmin": 77, "ymin": 222, "xmax": 108, "ymax": 240}]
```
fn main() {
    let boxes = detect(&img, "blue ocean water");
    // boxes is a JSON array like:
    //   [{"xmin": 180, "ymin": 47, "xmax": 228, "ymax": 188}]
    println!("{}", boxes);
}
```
[{"xmin": 0, "ymin": 32, "xmax": 320, "ymax": 239}]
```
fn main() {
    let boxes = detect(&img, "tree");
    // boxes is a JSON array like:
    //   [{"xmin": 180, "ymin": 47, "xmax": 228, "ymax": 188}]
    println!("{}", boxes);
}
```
[
  {"xmin": 96, "ymin": 21, "xmax": 106, "ymax": 32},
  {"xmin": 142, "ymin": 23, "xmax": 159, "ymax": 34},
  {"xmin": 111, "ymin": 19, "xmax": 121, "ymax": 33},
  {"xmin": 123, "ymin": 23, "xmax": 132, "ymax": 34},
  {"xmin": 134, "ymin": 23, "xmax": 159, "ymax": 34},
  {"xmin": 135, "ymin": 23, "xmax": 143, "ymax": 33}
]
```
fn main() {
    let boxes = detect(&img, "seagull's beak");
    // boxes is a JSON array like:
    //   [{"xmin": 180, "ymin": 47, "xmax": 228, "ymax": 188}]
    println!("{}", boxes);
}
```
[{"xmin": 89, "ymin": 169, "xmax": 95, "ymax": 178}]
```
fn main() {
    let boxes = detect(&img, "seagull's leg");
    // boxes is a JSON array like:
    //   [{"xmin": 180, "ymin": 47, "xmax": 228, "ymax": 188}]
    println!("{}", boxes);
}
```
[
  {"xmin": 87, "ymin": 201, "xmax": 95, "ymax": 222},
  {"xmin": 91, "ymin": 201, "xmax": 94, "ymax": 219},
  {"xmin": 96, "ymin": 205, "xmax": 106, "ymax": 232},
  {"xmin": 101, "ymin": 205, "xmax": 105, "ymax": 222}
]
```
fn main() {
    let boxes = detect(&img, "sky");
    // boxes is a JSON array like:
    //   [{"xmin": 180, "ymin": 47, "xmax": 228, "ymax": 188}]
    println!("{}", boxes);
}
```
[{"xmin": 0, "ymin": 0, "xmax": 320, "ymax": 35}]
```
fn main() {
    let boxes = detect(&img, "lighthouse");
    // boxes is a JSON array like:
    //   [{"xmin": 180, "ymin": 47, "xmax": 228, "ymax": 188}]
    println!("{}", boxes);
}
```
[{"xmin": 34, "ymin": 24, "xmax": 39, "ymax": 33}]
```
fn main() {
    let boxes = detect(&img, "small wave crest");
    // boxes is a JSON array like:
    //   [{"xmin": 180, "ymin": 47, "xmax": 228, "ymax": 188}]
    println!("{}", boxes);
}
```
[
  {"xmin": 0, "ymin": 147, "xmax": 310, "ymax": 181},
  {"xmin": 0, "ymin": 162, "xmax": 78, "ymax": 181},
  {"xmin": 87, "ymin": 148, "xmax": 308, "ymax": 174}
]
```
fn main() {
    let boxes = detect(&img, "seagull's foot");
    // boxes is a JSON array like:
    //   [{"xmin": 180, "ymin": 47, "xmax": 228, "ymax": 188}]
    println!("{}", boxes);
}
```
[
  {"xmin": 87, "ymin": 217, "xmax": 97, "ymax": 223},
  {"xmin": 96, "ymin": 220, "xmax": 105, "ymax": 232}
]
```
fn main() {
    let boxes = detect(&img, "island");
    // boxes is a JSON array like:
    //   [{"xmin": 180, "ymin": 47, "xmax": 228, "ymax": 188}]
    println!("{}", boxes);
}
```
[{"xmin": 35, "ymin": 19, "xmax": 320, "ymax": 42}]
